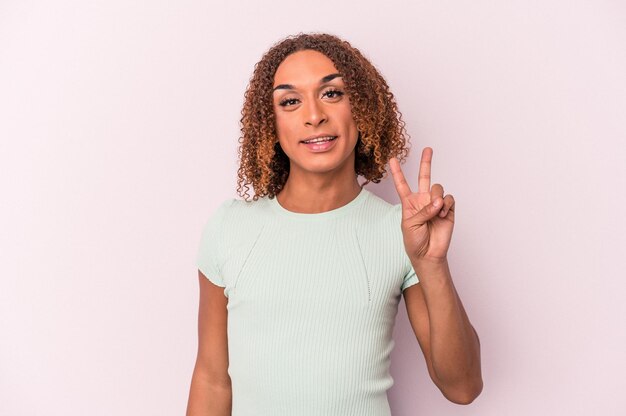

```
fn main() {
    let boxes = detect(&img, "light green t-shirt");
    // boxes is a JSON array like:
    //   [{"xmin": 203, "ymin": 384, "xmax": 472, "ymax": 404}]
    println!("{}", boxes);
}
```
[{"xmin": 196, "ymin": 187, "xmax": 419, "ymax": 416}]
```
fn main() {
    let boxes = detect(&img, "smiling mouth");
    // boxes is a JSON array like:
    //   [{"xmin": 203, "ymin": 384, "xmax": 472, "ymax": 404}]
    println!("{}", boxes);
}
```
[{"xmin": 300, "ymin": 136, "xmax": 338, "ymax": 144}]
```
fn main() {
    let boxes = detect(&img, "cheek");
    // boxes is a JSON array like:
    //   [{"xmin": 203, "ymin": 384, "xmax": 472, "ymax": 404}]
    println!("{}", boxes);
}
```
[
  {"xmin": 337, "ymin": 104, "xmax": 357, "ymax": 126},
  {"xmin": 339, "ymin": 108, "xmax": 358, "ymax": 138},
  {"xmin": 274, "ymin": 114, "xmax": 298, "ymax": 152},
  {"xmin": 274, "ymin": 112, "xmax": 294, "ymax": 135}
]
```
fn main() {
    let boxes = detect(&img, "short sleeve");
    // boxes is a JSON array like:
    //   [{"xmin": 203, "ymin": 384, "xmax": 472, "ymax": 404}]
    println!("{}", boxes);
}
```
[
  {"xmin": 401, "ymin": 260, "xmax": 419, "ymax": 291},
  {"xmin": 394, "ymin": 203, "xmax": 420, "ymax": 291},
  {"xmin": 196, "ymin": 198, "xmax": 235, "ymax": 287}
]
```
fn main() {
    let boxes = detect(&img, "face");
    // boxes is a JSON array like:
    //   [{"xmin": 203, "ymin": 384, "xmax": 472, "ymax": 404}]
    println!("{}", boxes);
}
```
[{"xmin": 272, "ymin": 49, "xmax": 359, "ymax": 177}]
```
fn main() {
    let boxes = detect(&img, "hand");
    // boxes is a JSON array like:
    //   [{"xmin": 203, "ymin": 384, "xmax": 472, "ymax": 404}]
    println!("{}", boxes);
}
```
[{"xmin": 389, "ymin": 147, "xmax": 455, "ymax": 264}]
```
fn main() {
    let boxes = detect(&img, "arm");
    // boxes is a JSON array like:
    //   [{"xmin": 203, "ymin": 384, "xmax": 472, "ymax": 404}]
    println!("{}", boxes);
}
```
[
  {"xmin": 186, "ymin": 271, "xmax": 231, "ymax": 416},
  {"xmin": 403, "ymin": 259, "xmax": 482, "ymax": 404},
  {"xmin": 389, "ymin": 148, "xmax": 483, "ymax": 404}
]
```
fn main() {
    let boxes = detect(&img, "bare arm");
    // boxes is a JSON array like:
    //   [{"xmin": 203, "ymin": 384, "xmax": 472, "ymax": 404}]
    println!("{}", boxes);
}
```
[
  {"xmin": 186, "ymin": 271, "xmax": 231, "ymax": 416},
  {"xmin": 403, "ymin": 259, "xmax": 482, "ymax": 404},
  {"xmin": 389, "ymin": 149, "xmax": 482, "ymax": 404}
]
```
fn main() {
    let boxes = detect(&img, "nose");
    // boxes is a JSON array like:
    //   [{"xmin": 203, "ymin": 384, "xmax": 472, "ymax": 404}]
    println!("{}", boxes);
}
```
[{"xmin": 303, "ymin": 98, "xmax": 327, "ymax": 127}]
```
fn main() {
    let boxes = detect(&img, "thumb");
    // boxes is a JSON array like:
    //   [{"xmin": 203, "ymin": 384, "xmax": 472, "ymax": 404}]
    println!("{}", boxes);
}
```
[{"xmin": 410, "ymin": 198, "xmax": 443, "ymax": 226}]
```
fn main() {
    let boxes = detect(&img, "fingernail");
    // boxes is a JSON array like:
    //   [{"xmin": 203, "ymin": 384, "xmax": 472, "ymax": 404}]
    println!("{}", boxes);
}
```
[{"xmin": 433, "ymin": 199, "xmax": 441, "ymax": 207}]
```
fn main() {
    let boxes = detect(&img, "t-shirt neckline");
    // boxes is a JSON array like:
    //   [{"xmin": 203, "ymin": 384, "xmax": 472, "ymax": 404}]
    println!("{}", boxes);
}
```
[{"xmin": 270, "ymin": 187, "xmax": 370, "ymax": 220}]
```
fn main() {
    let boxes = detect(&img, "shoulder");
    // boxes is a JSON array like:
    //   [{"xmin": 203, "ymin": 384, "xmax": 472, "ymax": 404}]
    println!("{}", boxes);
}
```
[
  {"xmin": 215, "ymin": 196, "xmax": 274, "ymax": 240},
  {"xmin": 199, "ymin": 196, "xmax": 272, "ymax": 241},
  {"xmin": 350, "ymin": 190, "xmax": 404, "ymax": 249},
  {"xmin": 358, "ymin": 189, "xmax": 403, "ymax": 227},
  {"xmin": 204, "ymin": 195, "xmax": 273, "ymax": 222},
  {"xmin": 227, "ymin": 195, "xmax": 274, "ymax": 220},
  {"xmin": 198, "ymin": 196, "xmax": 272, "ymax": 260}
]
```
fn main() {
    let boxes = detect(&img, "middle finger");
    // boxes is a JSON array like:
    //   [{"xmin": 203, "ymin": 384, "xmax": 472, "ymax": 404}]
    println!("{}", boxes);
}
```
[{"xmin": 418, "ymin": 147, "xmax": 433, "ymax": 194}]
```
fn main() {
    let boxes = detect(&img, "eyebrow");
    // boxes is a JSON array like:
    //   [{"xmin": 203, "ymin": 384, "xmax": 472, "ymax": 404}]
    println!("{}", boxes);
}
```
[{"xmin": 272, "ymin": 73, "xmax": 342, "ymax": 92}]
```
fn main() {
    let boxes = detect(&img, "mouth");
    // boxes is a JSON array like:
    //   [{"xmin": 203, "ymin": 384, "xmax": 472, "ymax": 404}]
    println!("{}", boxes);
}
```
[{"xmin": 300, "ymin": 135, "xmax": 338, "ymax": 144}]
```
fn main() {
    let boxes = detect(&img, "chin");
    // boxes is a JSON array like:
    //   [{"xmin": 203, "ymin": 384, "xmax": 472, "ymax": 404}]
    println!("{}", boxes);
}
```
[{"xmin": 298, "ymin": 157, "xmax": 355, "ymax": 175}]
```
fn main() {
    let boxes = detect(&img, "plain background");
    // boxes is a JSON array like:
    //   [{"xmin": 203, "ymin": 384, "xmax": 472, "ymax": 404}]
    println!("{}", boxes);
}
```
[{"xmin": 1, "ymin": 0, "xmax": 625, "ymax": 415}]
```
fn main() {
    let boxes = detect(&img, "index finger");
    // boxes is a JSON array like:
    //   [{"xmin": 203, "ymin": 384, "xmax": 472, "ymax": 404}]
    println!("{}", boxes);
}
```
[
  {"xmin": 418, "ymin": 147, "xmax": 433, "ymax": 193},
  {"xmin": 389, "ymin": 157, "xmax": 412, "ymax": 200}
]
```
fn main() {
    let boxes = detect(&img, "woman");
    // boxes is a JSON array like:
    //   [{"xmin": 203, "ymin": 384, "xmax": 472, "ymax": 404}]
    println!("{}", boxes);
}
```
[{"xmin": 187, "ymin": 33, "xmax": 482, "ymax": 416}]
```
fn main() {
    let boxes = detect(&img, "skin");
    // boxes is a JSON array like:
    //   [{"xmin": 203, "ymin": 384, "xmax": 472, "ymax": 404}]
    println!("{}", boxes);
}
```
[
  {"xmin": 272, "ymin": 50, "xmax": 362, "ymax": 213},
  {"xmin": 186, "ymin": 50, "xmax": 482, "ymax": 415},
  {"xmin": 390, "ymin": 150, "xmax": 483, "ymax": 404},
  {"xmin": 186, "ymin": 272, "xmax": 231, "ymax": 416}
]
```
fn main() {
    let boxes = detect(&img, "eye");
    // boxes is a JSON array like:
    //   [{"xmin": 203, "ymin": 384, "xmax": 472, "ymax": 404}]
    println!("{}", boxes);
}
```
[
  {"xmin": 322, "ymin": 88, "xmax": 344, "ymax": 99},
  {"xmin": 278, "ymin": 97, "xmax": 300, "ymax": 107}
]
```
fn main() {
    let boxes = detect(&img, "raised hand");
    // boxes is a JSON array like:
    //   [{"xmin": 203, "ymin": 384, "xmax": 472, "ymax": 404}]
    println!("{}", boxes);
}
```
[{"xmin": 389, "ymin": 147, "xmax": 455, "ymax": 264}]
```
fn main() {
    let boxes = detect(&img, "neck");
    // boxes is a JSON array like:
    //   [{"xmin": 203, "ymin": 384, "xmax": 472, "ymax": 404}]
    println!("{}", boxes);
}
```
[{"xmin": 276, "ymin": 171, "xmax": 362, "ymax": 214}]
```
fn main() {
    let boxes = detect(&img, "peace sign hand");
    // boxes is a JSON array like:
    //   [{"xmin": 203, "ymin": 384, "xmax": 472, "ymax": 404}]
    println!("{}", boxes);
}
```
[{"xmin": 389, "ymin": 147, "xmax": 455, "ymax": 264}]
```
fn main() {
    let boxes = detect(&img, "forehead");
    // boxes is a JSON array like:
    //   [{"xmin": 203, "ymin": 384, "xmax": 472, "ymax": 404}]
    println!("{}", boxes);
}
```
[{"xmin": 273, "ymin": 50, "xmax": 339, "ymax": 86}]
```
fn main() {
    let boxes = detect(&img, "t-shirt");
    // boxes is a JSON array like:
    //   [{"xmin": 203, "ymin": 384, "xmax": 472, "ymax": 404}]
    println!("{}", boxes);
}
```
[{"xmin": 196, "ymin": 187, "xmax": 419, "ymax": 416}]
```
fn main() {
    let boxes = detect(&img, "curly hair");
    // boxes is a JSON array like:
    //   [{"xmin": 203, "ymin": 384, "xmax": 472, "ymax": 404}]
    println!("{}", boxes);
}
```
[{"xmin": 236, "ymin": 32, "xmax": 412, "ymax": 201}]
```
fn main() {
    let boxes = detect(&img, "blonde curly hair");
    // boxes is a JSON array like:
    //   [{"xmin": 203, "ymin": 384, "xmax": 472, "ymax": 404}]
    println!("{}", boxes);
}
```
[{"xmin": 236, "ymin": 33, "xmax": 412, "ymax": 201}]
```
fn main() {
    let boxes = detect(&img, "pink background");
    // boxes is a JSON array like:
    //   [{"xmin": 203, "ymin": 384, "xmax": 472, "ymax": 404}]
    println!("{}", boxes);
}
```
[{"xmin": 1, "ymin": 1, "xmax": 625, "ymax": 414}]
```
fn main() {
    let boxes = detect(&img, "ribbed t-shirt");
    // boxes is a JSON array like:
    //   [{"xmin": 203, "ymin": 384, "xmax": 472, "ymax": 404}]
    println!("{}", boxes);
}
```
[{"xmin": 196, "ymin": 187, "xmax": 419, "ymax": 416}]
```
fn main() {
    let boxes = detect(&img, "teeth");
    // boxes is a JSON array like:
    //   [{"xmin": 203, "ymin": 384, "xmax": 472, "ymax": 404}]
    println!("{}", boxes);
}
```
[{"xmin": 303, "ymin": 136, "xmax": 335, "ymax": 144}]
